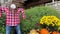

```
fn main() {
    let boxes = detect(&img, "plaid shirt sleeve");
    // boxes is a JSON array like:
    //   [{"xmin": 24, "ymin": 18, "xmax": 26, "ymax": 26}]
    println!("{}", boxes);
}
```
[
  {"xmin": 0, "ymin": 6, "xmax": 8, "ymax": 17},
  {"xmin": 2, "ymin": 7, "xmax": 8, "ymax": 11},
  {"xmin": 0, "ymin": 7, "xmax": 2, "ymax": 17},
  {"xmin": 18, "ymin": 8, "xmax": 26, "ymax": 20}
]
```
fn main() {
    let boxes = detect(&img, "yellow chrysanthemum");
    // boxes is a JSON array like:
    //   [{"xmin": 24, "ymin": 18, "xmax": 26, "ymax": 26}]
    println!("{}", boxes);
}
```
[{"xmin": 40, "ymin": 16, "xmax": 60, "ymax": 26}]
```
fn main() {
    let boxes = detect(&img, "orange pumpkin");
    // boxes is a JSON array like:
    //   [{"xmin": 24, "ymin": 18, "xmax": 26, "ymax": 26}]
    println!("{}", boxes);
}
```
[
  {"xmin": 40, "ymin": 28, "xmax": 50, "ymax": 34},
  {"xmin": 52, "ymin": 31, "xmax": 57, "ymax": 34},
  {"xmin": 52, "ymin": 31, "xmax": 60, "ymax": 34}
]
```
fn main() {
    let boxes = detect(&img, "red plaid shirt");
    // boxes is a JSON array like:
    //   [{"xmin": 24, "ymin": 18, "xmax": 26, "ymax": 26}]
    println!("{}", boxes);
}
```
[{"xmin": 0, "ymin": 7, "xmax": 26, "ymax": 26}]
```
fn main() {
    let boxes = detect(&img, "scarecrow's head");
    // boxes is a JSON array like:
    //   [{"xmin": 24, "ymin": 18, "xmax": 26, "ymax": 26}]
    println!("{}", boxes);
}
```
[{"xmin": 10, "ymin": 4, "xmax": 16, "ymax": 9}]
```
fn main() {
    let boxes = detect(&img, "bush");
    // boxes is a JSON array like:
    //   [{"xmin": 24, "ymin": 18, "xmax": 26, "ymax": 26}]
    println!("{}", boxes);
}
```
[
  {"xmin": 0, "ymin": 13, "xmax": 6, "ymax": 34},
  {"xmin": 0, "ymin": 6, "xmax": 60, "ymax": 34}
]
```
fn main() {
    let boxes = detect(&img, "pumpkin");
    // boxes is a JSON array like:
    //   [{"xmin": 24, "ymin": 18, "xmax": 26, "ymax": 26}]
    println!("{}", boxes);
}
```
[
  {"xmin": 52, "ymin": 31, "xmax": 60, "ymax": 34},
  {"xmin": 29, "ymin": 29, "xmax": 39, "ymax": 34},
  {"xmin": 40, "ymin": 28, "xmax": 50, "ymax": 34}
]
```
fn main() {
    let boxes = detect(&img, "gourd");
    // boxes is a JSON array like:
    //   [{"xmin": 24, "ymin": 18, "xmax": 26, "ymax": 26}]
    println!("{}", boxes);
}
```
[{"xmin": 29, "ymin": 29, "xmax": 39, "ymax": 34}]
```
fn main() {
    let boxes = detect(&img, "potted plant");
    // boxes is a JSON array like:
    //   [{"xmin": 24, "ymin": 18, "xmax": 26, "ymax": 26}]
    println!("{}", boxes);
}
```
[{"xmin": 40, "ymin": 16, "xmax": 60, "ymax": 34}]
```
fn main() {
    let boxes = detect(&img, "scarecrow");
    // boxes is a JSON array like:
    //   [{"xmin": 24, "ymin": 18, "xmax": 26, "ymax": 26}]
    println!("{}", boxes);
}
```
[{"xmin": 0, "ymin": 0, "xmax": 26, "ymax": 34}]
